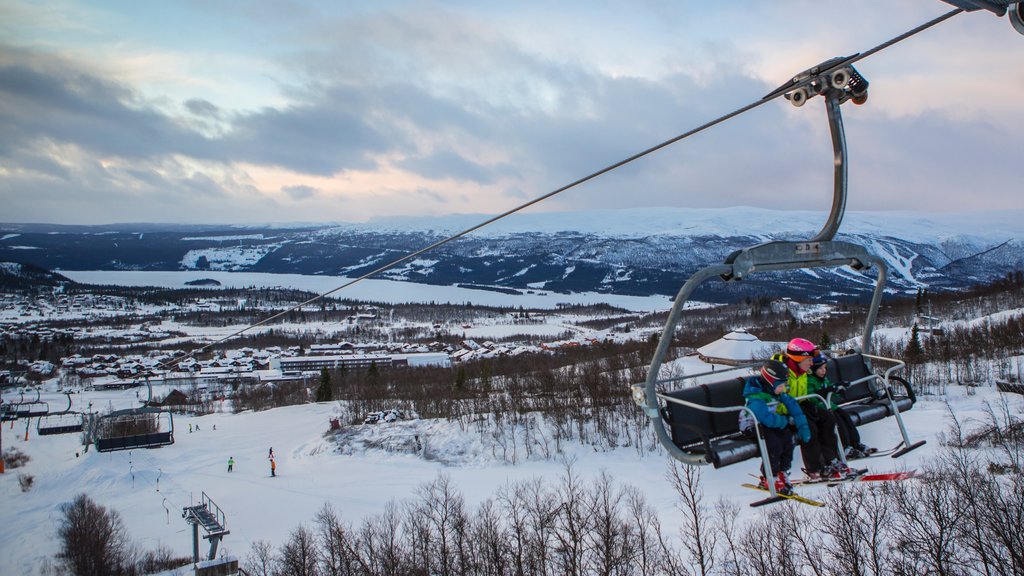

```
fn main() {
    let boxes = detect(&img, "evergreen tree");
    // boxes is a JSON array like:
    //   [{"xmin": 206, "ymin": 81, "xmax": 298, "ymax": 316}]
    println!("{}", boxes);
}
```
[
  {"xmin": 479, "ymin": 361, "xmax": 491, "ymax": 390},
  {"xmin": 905, "ymin": 324, "xmax": 925, "ymax": 364},
  {"xmin": 315, "ymin": 367, "xmax": 332, "ymax": 402},
  {"xmin": 454, "ymin": 365, "xmax": 467, "ymax": 391}
]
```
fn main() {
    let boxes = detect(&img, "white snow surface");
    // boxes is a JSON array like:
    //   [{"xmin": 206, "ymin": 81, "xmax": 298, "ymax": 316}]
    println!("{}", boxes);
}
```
[{"xmin": 1, "ymin": 369, "xmax": 1021, "ymax": 575}]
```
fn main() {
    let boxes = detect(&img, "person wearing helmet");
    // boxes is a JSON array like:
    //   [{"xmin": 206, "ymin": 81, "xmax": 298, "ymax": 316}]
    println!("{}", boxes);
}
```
[
  {"xmin": 770, "ymin": 338, "xmax": 850, "ymax": 479},
  {"xmin": 741, "ymin": 359, "xmax": 811, "ymax": 495},
  {"xmin": 775, "ymin": 337, "xmax": 817, "ymax": 390},
  {"xmin": 806, "ymin": 354, "xmax": 877, "ymax": 460}
]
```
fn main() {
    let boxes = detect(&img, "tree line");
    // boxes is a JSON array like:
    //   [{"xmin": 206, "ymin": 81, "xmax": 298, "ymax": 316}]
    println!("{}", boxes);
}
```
[{"xmin": 233, "ymin": 396, "xmax": 1023, "ymax": 576}]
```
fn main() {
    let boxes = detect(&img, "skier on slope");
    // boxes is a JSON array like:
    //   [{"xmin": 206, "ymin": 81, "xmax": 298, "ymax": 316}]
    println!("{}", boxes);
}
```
[{"xmin": 741, "ymin": 359, "xmax": 811, "ymax": 495}]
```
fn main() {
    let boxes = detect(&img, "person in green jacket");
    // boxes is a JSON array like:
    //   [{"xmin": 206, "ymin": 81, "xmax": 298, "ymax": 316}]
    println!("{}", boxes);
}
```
[
  {"xmin": 806, "ymin": 354, "xmax": 876, "ymax": 459},
  {"xmin": 227, "ymin": 456, "xmax": 234, "ymax": 473}
]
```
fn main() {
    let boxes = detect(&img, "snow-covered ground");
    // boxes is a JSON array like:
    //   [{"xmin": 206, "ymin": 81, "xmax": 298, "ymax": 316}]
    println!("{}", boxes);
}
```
[{"xmin": 2, "ymin": 359, "xmax": 1021, "ymax": 576}]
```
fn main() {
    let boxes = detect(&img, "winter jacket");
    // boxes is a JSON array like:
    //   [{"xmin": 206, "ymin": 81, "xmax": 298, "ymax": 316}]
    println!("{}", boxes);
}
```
[
  {"xmin": 742, "ymin": 374, "xmax": 811, "ymax": 443},
  {"xmin": 805, "ymin": 371, "xmax": 841, "ymax": 410},
  {"xmin": 771, "ymin": 352, "xmax": 809, "ymax": 397}
]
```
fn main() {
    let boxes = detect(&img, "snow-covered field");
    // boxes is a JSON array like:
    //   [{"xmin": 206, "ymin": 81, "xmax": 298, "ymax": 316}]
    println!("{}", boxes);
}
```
[{"xmin": 2, "ymin": 359, "xmax": 1020, "ymax": 576}]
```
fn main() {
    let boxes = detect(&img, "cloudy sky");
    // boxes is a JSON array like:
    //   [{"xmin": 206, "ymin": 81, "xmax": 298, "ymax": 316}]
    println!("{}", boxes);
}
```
[{"xmin": 1, "ymin": 1, "xmax": 1021, "ymax": 225}]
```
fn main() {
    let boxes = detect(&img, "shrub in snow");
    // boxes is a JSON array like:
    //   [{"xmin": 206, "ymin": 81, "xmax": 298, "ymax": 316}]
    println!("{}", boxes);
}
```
[
  {"xmin": 363, "ymin": 408, "xmax": 406, "ymax": 424},
  {"xmin": 2, "ymin": 447, "xmax": 30, "ymax": 469}
]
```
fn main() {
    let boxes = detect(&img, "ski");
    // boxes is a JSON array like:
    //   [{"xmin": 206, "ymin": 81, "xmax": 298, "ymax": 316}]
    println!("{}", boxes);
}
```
[
  {"xmin": 749, "ymin": 494, "xmax": 787, "ymax": 507},
  {"xmin": 847, "ymin": 443, "xmax": 911, "ymax": 460},
  {"xmin": 827, "ymin": 469, "xmax": 917, "ymax": 485},
  {"xmin": 790, "ymin": 467, "xmax": 869, "ymax": 486},
  {"xmin": 741, "ymin": 483, "xmax": 825, "ymax": 507}
]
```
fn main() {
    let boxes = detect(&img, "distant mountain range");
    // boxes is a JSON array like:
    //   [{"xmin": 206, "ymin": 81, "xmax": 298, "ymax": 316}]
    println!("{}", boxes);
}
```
[{"xmin": 3, "ymin": 207, "xmax": 1023, "ymax": 302}]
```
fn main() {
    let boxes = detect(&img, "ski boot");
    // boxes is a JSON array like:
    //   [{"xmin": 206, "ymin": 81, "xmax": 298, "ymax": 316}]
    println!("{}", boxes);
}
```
[
  {"xmin": 775, "ymin": 471, "xmax": 793, "ymax": 495},
  {"xmin": 826, "ymin": 459, "xmax": 854, "ymax": 480}
]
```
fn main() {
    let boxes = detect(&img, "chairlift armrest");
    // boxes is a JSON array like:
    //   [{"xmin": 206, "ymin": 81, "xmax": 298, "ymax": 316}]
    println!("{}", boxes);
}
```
[
  {"xmin": 793, "ymin": 393, "xmax": 829, "ymax": 406},
  {"xmin": 887, "ymin": 375, "xmax": 917, "ymax": 404}
]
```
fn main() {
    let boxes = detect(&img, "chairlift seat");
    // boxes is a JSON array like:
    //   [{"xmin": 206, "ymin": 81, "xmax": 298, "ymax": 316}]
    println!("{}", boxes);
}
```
[
  {"xmin": 38, "ymin": 413, "xmax": 85, "ymax": 436},
  {"xmin": 92, "ymin": 408, "xmax": 174, "ymax": 452},
  {"xmin": 661, "ymin": 377, "xmax": 758, "ymax": 468},
  {"xmin": 996, "ymin": 380, "xmax": 1024, "ymax": 395},
  {"xmin": 660, "ymin": 355, "xmax": 918, "ymax": 469},
  {"xmin": 827, "ymin": 353, "xmax": 916, "ymax": 426},
  {"xmin": 95, "ymin": 431, "xmax": 174, "ymax": 452},
  {"xmin": 14, "ymin": 402, "xmax": 49, "ymax": 418}
]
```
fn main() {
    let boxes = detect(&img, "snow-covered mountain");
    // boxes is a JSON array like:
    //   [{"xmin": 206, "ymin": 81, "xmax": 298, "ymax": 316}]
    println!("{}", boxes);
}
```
[{"xmin": 3, "ymin": 207, "xmax": 1023, "ymax": 301}]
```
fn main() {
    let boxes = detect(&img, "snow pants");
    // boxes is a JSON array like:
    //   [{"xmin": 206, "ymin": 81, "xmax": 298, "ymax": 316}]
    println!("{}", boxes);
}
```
[
  {"xmin": 798, "ymin": 403, "xmax": 841, "ymax": 473},
  {"xmin": 833, "ymin": 407, "xmax": 862, "ymax": 449},
  {"xmin": 760, "ymin": 425, "xmax": 795, "ymax": 476}
]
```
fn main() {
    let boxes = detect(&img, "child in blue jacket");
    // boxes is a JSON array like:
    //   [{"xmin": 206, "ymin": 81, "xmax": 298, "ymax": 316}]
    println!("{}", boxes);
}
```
[{"xmin": 742, "ymin": 359, "xmax": 811, "ymax": 494}]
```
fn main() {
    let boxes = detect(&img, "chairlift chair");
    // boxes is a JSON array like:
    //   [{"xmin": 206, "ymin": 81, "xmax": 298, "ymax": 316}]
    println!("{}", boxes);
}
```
[
  {"xmin": 12, "ymin": 388, "xmax": 49, "ymax": 419},
  {"xmin": 0, "ymin": 402, "xmax": 16, "ymax": 422},
  {"xmin": 632, "ymin": 63, "xmax": 925, "ymax": 497},
  {"xmin": 37, "ymin": 392, "xmax": 85, "ymax": 436},
  {"xmin": 91, "ymin": 377, "xmax": 174, "ymax": 452}
]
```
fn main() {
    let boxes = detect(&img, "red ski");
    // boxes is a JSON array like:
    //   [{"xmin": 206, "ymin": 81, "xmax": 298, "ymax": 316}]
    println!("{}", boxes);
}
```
[{"xmin": 827, "ymin": 470, "xmax": 917, "ymax": 485}]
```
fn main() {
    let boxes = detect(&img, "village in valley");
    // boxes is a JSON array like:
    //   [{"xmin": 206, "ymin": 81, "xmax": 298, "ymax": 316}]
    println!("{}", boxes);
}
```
[{"xmin": 0, "ymin": 279, "xmax": 664, "ymax": 405}]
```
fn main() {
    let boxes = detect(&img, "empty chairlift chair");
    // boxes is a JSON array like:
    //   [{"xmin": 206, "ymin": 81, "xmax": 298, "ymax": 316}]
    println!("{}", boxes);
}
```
[
  {"xmin": 37, "ymin": 393, "xmax": 85, "ymax": 436},
  {"xmin": 91, "ymin": 379, "xmax": 174, "ymax": 452},
  {"xmin": 824, "ymin": 352, "xmax": 925, "ymax": 458},
  {"xmin": 11, "ymin": 388, "xmax": 49, "ymax": 419}
]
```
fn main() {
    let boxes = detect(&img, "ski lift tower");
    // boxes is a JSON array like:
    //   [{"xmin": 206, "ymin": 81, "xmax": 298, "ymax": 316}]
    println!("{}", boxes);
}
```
[{"xmin": 182, "ymin": 492, "xmax": 231, "ymax": 566}]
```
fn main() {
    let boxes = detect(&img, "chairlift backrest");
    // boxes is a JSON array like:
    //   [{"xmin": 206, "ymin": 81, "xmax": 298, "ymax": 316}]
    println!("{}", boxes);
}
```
[
  {"xmin": 830, "ymin": 354, "xmax": 875, "ymax": 400},
  {"xmin": 661, "ymin": 386, "xmax": 714, "ymax": 447},
  {"xmin": 661, "ymin": 377, "xmax": 746, "ymax": 447}
]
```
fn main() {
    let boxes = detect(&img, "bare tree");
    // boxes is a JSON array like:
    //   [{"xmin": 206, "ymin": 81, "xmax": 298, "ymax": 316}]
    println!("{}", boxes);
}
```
[
  {"xmin": 314, "ymin": 504, "xmax": 360, "ymax": 576},
  {"xmin": 711, "ymin": 498, "xmax": 745, "ymax": 576},
  {"xmin": 413, "ymin": 473, "xmax": 470, "ymax": 576},
  {"xmin": 55, "ymin": 494, "xmax": 134, "ymax": 576},
  {"xmin": 622, "ymin": 484, "xmax": 666, "ymax": 576},
  {"xmin": 276, "ymin": 524, "xmax": 321, "ymax": 576},
  {"xmin": 585, "ymin": 471, "xmax": 633, "ymax": 576},
  {"xmin": 552, "ymin": 461, "xmax": 590, "ymax": 576},
  {"xmin": 354, "ymin": 501, "xmax": 407, "ymax": 576},
  {"xmin": 667, "ymin": 461, "xmax": 715, "ymax": 576},
  {"xmin": 884, "ymin": 469, "xmax": 970, "ymax": 576},
  {"xmin": 245, "ymin": 539, "xmax": 278, "ymax": 576},
  {"xmin": 467, "ymin": 498, "xmax": 511, "ymax": 576}
]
